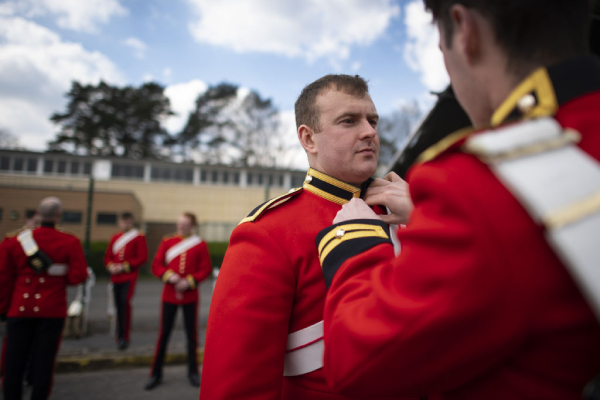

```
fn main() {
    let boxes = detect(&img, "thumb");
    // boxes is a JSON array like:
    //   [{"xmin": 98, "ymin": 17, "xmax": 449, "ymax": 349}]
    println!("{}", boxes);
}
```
[{"xmin": 384, "ymin": 171, "xmax": 402, "ymax": 182}]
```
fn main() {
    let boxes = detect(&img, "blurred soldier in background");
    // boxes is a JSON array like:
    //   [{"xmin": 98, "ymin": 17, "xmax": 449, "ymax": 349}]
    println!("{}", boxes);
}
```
[
  {"xmin": 0, "ymin": 197, "xmax": 88, "ymax": 400},
  {"xmin": 316, "ymin": 0, "xmax": 600, "ymax": 399},
  {"xmin": 104, "ymin": 212, "xmax": 147, "ymax": 350},
  {"xmin": 145, "ymin": 212, "xmax": 212, "ymax": 390}
]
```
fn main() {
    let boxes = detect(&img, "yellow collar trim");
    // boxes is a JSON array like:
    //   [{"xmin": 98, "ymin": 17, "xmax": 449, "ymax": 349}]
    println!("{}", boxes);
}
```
[
  {"xmin": 491, "ymin": 67, "xmax": 558, "ymax": 127},
  {"xmin": 416, "ymin": 126, "xmax": 476, "ymax": 164},
  {"xmin": 303, "ymin": 168, "xmax": 361, "ymax": 205}
]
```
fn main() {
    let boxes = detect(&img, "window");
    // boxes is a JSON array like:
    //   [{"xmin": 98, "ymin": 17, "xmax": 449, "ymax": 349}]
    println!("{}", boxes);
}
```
[
  {"xmin": 83, "ymin": 162, "xmax": 92, "ymax": 175},
  {"xmin": 112, "ymin": 163, "xmax": 144, "ymax": 180},
  {"xmin": 13, "ymin": 158, "xmax": 23, "ymax": 171},
  {"xmin": 0, "ymin": 208, "xmax": 3, "ymax": 222},
  {"xmin": 44, "ymin": 159, "xmax": 54, "ymax": 173},
  {"xmin": 62, "ymin": 211, "xmax": 83, "ymax": 224},
  {"xmin": 27, "ymin": 158, "xmax": 37, "ymax": 172},
  {"xmin": 151, "ymin": 166, "xmax": 193, "ymax": 183},
  {"xmin": 233, "ymin": 172, "xmax": 240, "ymax": 184},
  {"xmin": 247, "ymin": 173, "xmax": 254, "ymax": 185},
  {"xmin": 257, "ymin": 173, "xmax": 264, "ymax": 185},
  {"xmin": 70, "ymin": 161, "xmax": 79, "ymax": 174},
  {"xmin": 222, "ymin": 171, "xmax": 229, "ymax": 184},
  {"xmin": 0, "ymin": 156, "xmax": 9, "ymax": 171},
  {"xmin": 211, "ymin": 170, "xmax": 219, "ymax": 183},
  {"xmin": 96, "ymin": 213, "xmax": 117, "ymax": 225},
  {"xmin": 279, "ymin": 175, "xmax": 284, "ymax": 187},
  {"xmin": 200, "ymin": 170, "xmax": 208, "ymax": 182},
  {"xmin": 268, "ymin": 175, "xmax": 274, "ymax": 186},
  {"xmin": 57, "ymin": 160, "xmax": 66, "ymax": 174}
]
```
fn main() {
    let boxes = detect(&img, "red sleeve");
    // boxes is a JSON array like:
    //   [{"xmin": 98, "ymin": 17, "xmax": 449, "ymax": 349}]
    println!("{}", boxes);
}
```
[
  {"xmin": 104, "ymin": 235, "xmax": 115, "ymax": 267},
  {"xmin": 0, "ymin": 237, "xmax": 16, "ymax": 316},
  {"xmin": 320, "ymin": 161, "xmax": 529, "ymax": 396},
  {"xmin": 200, "ymin": 223, "xmax": 294, "ymax": 399},
  {"xmin": 151, "ymin": 239, "xmax": 168, "ymax": 279},
  {"xmin": 190, "ymin": 242, "xmax": 212, "ymax": 284},
  {"xmin": 67, "ymin": 237, "xmax": 89, "ymax": 285},
  {"xmin": 128, "ymin": 235, "xmax": 148, "ymax": 269}
]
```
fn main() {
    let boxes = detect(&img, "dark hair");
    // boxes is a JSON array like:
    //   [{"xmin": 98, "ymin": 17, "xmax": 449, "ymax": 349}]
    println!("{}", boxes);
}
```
[
  {"xmin": 182, "ymin": 212, "xmax": 197, "ymax": 227},
  {"xmin": 120, "ymin": 212, "xmax": 134, "ymax": 220},
  {"xmin": 295, "ymin": 74, "xmax": 369, "ymax": 131},
  {"xmin": 424, "ymin": 0, "xmax": 591, "ymax": 73}
]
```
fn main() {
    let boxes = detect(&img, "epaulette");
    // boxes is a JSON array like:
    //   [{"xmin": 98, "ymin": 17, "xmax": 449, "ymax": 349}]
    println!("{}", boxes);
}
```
[
  {"xmin": 238, "ymin": 187, "xmax": 303, "ymax": 225},
  {"xmin": 4, "ymin": 227, "xmax": 26, "ymax": 238},
  {"xmin": 416, "ymin": 126, "xmax": 476, "ymax": 164},
  {"xmin": 163, "ymin": 233, "xmax": 177, "ymax": 239}
]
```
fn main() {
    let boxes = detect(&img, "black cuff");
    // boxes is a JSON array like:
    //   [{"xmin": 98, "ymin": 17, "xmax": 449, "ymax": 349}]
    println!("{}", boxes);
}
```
[
  {"xmin": 0, "ymin": 314, "xmax": 6, "ymax": 322},
  {"xmin": 316, "ymin": 219, "xmax": 392, "ymax": 289}
]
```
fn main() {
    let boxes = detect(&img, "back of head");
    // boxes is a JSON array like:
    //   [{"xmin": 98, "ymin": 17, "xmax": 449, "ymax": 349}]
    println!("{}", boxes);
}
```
[
  {"xmin": 424, "ymin": 0, "xmax": 592, "ymax": 75},
  {"xmin": 295, "ymin": 74, "xmax": 369, "ymax": 132},
  {"xmin": 183, "ymin": 212, "xmax": 197, "ymax": 227},
  {"xmin": 38, "ymin": 197, "xmax": 62, "ymax": 222}
]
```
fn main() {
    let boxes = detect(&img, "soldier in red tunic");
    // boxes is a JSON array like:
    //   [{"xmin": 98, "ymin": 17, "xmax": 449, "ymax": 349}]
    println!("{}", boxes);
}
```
[
  {"xmin": 316, "ymin": 1, "xmax": 600, "ymax": 399},
  {"xmin": 200, "ymin": 75, "xmax": 417, "ymax": 399},
  {"xmin": 104, "ymin": 212, "xmax": 147, "ymax": 350},
  {"xmin": 145, "ymin": 212, "xmax": 212, "ymax": 390},
  {"xmin": 0, "ymin": 197, "xmax": 88, "ymax": 400}
]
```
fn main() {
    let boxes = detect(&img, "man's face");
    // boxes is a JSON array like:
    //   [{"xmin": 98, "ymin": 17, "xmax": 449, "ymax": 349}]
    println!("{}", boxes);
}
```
[
  {"xmin": 177, "ymin": 215, "xmax": 193, "ymax": 236},
  {"xmin": 118, "ymin": 217, "xmax": 134, "ymax": 231},
  {"xmin": 309, "ymin": 89, "xmax": 379, "ymax": 185}
]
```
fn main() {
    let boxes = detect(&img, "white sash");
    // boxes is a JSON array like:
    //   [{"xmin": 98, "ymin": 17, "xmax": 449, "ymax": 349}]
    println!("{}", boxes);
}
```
[
  {"xmin": 165, "ymin": 235, "xmax": 202, "ymax": 264},
  {"xmin": 17, "ymin": 229, "xmax": 38, "ymax": 256},
  {"xmin": 464, "ymin": 117, "xmax": 600, "ymax": 320},
  {"xmin": 283, "ymin": 320, "xmax": 324, "ymax": 376},
  {"xmin": 112, "ymin": 229, "xmax": 139, "ymax": 255}
]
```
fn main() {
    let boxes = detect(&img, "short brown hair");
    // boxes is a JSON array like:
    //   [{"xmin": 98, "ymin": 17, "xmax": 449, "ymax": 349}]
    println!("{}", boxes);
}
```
[
  {"xmin": 183, "ymin": 212, "xmax": 197, "ymax": 227},
  {"xmin": 424, "ymin": 0, "xmax": 591, "ymax": 73},
  {"xmin": 294, "ymin": 74, "xmax": 369, "ymax": 131}
]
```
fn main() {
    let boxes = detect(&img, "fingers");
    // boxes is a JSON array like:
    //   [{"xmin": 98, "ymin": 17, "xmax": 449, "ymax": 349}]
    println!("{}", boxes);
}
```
[{"xmin": 384, "ymin": 171, "xmax": 402, "ymax": 182}]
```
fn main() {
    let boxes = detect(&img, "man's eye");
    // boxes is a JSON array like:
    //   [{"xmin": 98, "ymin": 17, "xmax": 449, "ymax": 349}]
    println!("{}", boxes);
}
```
[
  {"xmin": 342, "ymin": 118, "xmax": 354, "ymax": 124},
  {"xmin": 369, "ymin": 120, "xmax": 378, "ymax": 127}
]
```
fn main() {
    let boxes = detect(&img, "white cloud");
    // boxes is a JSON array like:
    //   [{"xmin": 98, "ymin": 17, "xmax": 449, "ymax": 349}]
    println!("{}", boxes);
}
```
[
  {"xmin": 142, "ymin": 73, "xmax": 154, "ymax": 82},
  {"xmin": 351, "ymin": 61, "xmax": 362, "ymax": 72},
  {"xmin": 163, "ymin": 67, "xmax": 172, "ymax": 80},
  {"xmin": 278, "ymin": 110, "xmax": 308, "ymax": 170},
  {"xmin": 123, "ymin": 37, "xmax": 147, "ymax": 59},
  {"xmin": 3, "ymin": 0, "xmax": 127, "ymax": 33},
  {"xmin": 0, "ymin": 16, "xmax": 124, "ymax": 149},
  {"xmin": 186, "ymin": 0, "xmax": 400, "ymax": 65},
  {"xmin": 403, "ymin": 0, "xmax": 449, "ymax": 91},
  {"xmin": 163, "ymin": 79, "xmax": 208, "ymax": 134}
]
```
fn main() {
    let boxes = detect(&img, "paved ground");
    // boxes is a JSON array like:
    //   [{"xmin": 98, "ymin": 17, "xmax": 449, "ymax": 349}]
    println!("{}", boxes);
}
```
[{"xmin": 24, "ymin": 365, "xmax": 202, "ymax": 400}]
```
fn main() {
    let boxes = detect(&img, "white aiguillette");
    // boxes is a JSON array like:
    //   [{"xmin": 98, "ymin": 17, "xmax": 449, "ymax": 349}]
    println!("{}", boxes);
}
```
[{"xmin": 464, "ymin": 117, "xmax": 600, "ymax": 320}]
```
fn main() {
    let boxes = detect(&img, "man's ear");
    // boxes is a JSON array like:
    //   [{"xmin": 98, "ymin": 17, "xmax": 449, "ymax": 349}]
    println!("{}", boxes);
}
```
[
  {"xmin": 298, "ymin": 125, "xmax": 318, "ymax": 155},
  {"xmin": 449, "ymin": 4, "xmax": 481, "ymax": 66}
]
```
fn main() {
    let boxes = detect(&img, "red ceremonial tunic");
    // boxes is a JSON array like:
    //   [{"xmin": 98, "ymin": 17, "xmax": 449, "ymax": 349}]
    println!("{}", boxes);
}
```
[
  {"xmin": 104, "ymin": 229, "xmax": 147, "ymax": 284},
  {"xmin": 0, "ymin": 225, "xmax": 88, "ymax": 319},
  {"xmin": 151, "ymin": 234, "xmax": 212, "ymax": 305},
  {"xmin": 318, "ymin": 55, "xmax": 600, "ymax": 399},
  {"xmin": 201, "ymin": 169, "xmax": 413, "ymax": 400}
]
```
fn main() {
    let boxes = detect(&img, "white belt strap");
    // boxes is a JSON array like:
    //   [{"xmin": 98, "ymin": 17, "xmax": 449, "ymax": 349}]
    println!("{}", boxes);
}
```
[
  {"xmin": 17, "ymin": 229, "xmax": 38, "ymax": 256},
  {"xmin": 464, "ymin": 117, "xmax": 600, "ymax": 319},
  {"xmin": 283, "ymin": 320, "xmax": 324, "ymax": 377},
  {"xmin": 48, "ymin": 264, "xmax": 68, "ymax": 276},
  {"xmin": 112, "ymin": 229, "xmax": 139, "ymax": 255},
  {"xmin": 165, "ymin": 235, "xmax": 202, "ymax": 264}
]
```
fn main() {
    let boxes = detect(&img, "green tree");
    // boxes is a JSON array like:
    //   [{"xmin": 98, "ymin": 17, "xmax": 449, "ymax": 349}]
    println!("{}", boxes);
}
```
[{"xmin": 49, "ymin": 81, "xmax": 174, "ymax": 159}]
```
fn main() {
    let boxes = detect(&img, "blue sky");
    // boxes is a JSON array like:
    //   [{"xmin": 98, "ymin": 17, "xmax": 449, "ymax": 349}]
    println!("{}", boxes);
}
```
[{"xmin": 0, "ymin": 0, "xmax": 449, "ymax": 168}]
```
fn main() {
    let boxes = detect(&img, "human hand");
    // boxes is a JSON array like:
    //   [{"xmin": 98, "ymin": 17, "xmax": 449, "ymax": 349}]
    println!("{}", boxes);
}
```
[
  {"xmin": 333, "ymin": 198, "xmax": 381, "ymax": 225},
  {"xmin": 175, "ymin": 278, "xmax": 190, "ymax": 292},
  {"xmin": 168, "ymin": 274, "xmax": 180, "ymax": 284},
  {"xmin": 363, "ymin": 172, "xmax": 413, "ymax": 225},
  {"xmin": 109, "ymin": 263, "xmax": 123, "ymax": 274}
]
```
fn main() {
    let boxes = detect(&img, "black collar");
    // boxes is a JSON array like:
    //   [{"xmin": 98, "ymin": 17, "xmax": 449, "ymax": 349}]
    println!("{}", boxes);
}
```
[
  {"xmin": 41, "ymin": 222, "xmax": 55, "ymax": 228},
  {"xmin": 302, "ymin": 168, "xmax": 373, "ymax": 205},
  {"xmin": 491, "ymin": 55, "xmax": 600, "ymax": 126}
]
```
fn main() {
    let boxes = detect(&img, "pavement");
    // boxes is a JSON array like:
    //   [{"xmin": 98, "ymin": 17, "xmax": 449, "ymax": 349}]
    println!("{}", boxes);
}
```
[{"xmin": 29, "ymin": 277, "xmax": 214, "ymax": 373}]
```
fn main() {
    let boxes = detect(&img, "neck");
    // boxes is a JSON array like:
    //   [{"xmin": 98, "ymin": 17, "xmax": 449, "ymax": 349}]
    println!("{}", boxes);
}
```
[{"xmin": 41, "ymin": 221, "xmax": 55, "ymax": 228}]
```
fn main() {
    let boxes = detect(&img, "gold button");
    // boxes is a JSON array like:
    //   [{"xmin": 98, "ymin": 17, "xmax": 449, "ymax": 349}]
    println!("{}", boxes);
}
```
[
  {"xmin": 305, "ymin": 175, "xmax": 312, "ymax": 183},
  {"xmin": 33, "ymin": 307, "xmax": 39, "ymax": 312},
  {"xmin": 336, "ymin": 229, "xmax": 345, "ymax": 238},
  {"xmin": 39, "ymin": 278, "xmax": 45, "ymax": 283},
  {"xmin": 24, "ymin": 293, "xmax": 29, "ymax": 298},
  {"xmin": 517, "ymin": 94, "xmax": 536, "ymax": 114},
  {"xmin": 19, "ymin": 306, "xmax": 25, "ymax": 312},
  {"xmin": 35, "ymin": 294, "xmax": 41, "ymax": 299}
]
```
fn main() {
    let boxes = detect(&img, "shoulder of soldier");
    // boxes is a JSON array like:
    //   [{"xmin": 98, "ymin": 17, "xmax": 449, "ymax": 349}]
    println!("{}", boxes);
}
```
[
  {"xmin": 238, "ymin": 187, "xmax": 303, "ymax": 226},
  {"xmin": 416, "ymin": 125, "xmax": 477, "ymax": 164},
  {"xmin": 56, "ymin": 226, "xmax": 78, "ymax": 238},
  {"xmin": 4, "ymin": 226, "xmax": 27, "ymax": 239},
  {"xmin": 162, "ymin": 233, "xmax": 178, "ymax": 240}
]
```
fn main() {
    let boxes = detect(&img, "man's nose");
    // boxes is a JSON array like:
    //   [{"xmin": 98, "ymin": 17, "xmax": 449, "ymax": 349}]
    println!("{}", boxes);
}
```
[{"xmin": 359, "ymin": 120, "xmax": 377, "ymax": 139}]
